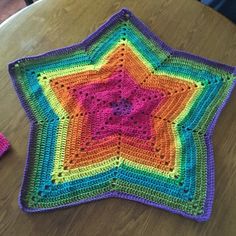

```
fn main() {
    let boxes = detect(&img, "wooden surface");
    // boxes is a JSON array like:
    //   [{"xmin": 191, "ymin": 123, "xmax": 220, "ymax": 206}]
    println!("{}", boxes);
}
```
[{"xmin": 0, "ymin": 0, "xmax": 236, "ymax": 235}]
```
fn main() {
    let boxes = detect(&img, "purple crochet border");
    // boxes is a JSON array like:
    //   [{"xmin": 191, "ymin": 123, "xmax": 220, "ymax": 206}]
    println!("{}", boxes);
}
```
[{"xmin": 8, "ymin": 8, "xmax": 236, "ymax": 222}]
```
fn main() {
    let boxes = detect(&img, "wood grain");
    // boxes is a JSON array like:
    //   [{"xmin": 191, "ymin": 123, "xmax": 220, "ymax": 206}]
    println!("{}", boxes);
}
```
[{"xmin": 0, "ymin": 0, "xmax": 236, "ymax": 235}]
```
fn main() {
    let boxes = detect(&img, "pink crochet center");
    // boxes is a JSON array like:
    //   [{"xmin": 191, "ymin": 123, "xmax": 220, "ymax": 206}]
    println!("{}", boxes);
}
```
[
  {"xmin": 0, "ymin": 133, "xmax": 10, "ymax": 157},
  {"xmin": 74, "ymin": 71, "xmax": 165, "ymax": 140}
]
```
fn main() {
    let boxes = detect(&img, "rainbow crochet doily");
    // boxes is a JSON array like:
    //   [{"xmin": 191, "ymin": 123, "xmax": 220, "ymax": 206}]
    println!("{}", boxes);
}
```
[{"xmin": 9, "ymin": 9, "xmax": 236, "ymax": 221}]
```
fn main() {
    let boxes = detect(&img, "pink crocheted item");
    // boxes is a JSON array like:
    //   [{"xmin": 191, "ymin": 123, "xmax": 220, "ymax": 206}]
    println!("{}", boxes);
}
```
[{"xmin": 0, "ymin": 133, "xmax": 10, "ymax": 157}]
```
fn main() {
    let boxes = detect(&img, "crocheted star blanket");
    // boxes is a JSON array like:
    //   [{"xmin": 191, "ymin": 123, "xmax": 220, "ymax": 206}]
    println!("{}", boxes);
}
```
[{"xmin": 8, "ymin": 9, "xmax": 236, "ymax": 222}]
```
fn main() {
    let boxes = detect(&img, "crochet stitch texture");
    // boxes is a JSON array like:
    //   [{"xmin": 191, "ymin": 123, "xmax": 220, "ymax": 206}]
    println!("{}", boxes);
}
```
[
  {"xmin": 8, "ymin": 9, "xmax": 236, "ymax": 222},
  {"xmin": 0, "ymin": 133, "xmax": 10, "ymax": 157}
]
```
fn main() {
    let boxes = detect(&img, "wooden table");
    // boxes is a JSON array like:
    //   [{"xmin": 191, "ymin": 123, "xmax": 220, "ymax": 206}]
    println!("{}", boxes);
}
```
[{"xmin": 0, "ymin": 0, "xmax": 236, "ymax": 235}]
